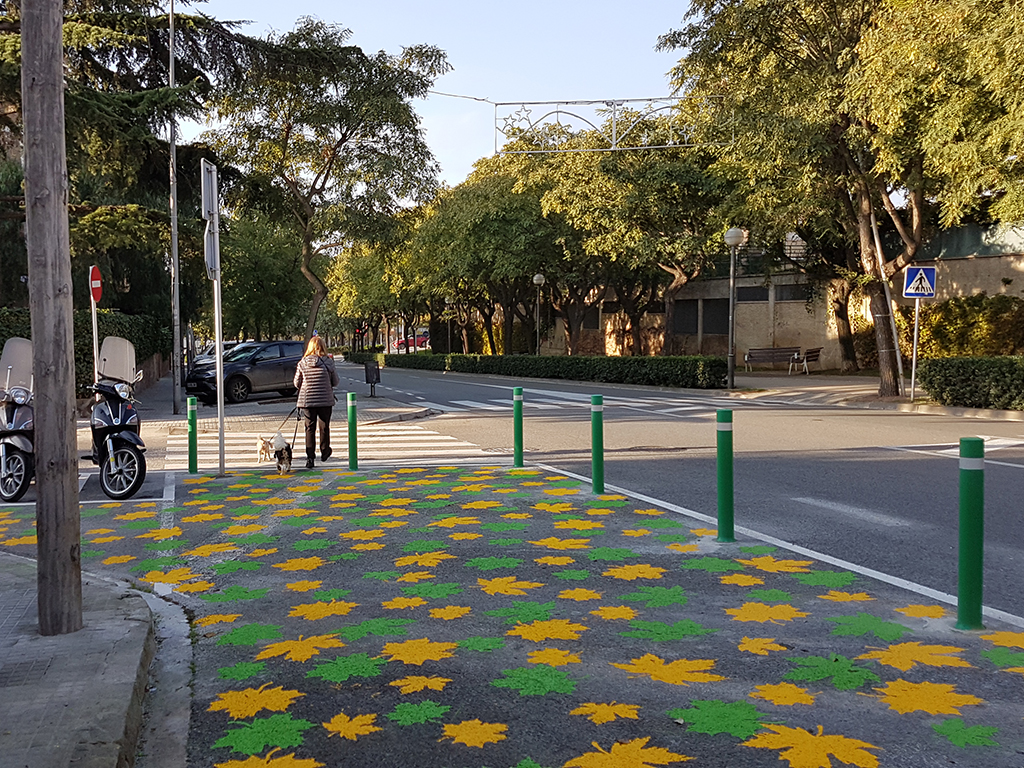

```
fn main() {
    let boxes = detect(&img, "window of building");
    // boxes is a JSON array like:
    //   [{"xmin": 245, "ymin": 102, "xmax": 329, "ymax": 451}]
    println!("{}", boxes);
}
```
[
  {"xmin": 703, "ymin": 298, "xmax": 729, "ymax": 335},
  {"xmin": 776, "ymin": 283, "xmax": 812, "ymax": 302},
  {"xmin": 582, "ymin": 306, "xmax": 600, "ymax": 330},
  {"xmin": 737, "ymin": 286, "xmax": 769, "ymax": 302},
  {"xmin": 672, "ymin": 299, "xmax": 698, "ymax": 334}
]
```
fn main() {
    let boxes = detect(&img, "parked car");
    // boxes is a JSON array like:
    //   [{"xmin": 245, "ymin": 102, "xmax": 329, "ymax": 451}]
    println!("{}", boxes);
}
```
[
  {"xmin": 185, "ymin": 340, "xmax": 304, "ymax": 403},
  {"xmin": 393, "ymin": 333, "xmax": 429, "ymax": 350}
]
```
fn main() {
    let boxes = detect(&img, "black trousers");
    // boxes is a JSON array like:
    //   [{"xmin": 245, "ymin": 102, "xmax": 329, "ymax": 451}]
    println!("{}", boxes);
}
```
[{"xmin": 301, "ymin": 406, "xmax": 333, "ymax": 459}]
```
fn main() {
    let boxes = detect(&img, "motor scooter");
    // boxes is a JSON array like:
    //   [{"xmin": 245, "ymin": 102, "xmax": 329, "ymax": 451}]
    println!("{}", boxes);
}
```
[
  {"xmin": 0, "ymin": 337, "xmax": 34, "ymax": 503},
  {"xmin": 89, "ymin": 336, "xmax": 147, "ymax": 500}
]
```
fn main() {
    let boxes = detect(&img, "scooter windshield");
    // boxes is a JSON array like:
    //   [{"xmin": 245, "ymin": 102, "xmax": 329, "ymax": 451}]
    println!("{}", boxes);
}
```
[
  {"xmin": 0, "ymin": 337, "xmax": 32, "ymax": 391},
  {"xmin": 98, "ymin": 336, "xmax": 137, "ymax": 383}
]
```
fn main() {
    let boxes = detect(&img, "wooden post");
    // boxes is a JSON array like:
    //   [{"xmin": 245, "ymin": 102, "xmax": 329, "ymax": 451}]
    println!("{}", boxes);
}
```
[{"xmin": 22, "ymin": 0, "xmax": 83, "ymax": 635}]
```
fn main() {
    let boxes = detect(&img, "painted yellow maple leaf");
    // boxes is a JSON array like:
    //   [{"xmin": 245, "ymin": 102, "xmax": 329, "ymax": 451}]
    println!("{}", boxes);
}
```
[
  {"xmin": 288, "ymin": 601, "xmax": 359, "ymax": 621},
  {"xmin": 351, "ymin": 542, "xmax": 385, "ymax": 551},
  {"xmin": 339, "ymin": 529, "xmax": 384, "ymax": 541},
  {"xmin": 533, "ymin": 502, "xmax": 574, "ymax": 513},
  {"xmin": 857, "ymin": 642, "xmax": 970, "ymax": 672},
  {"xmin": 895, "ymin": 604, "xmax": 946, "ymax": 619},
  {"xmin": 428, "ymin": 516, "xmax": 481, "ymax": 528},
  {"xmin": 590, "ymin": 605, "xmax": 637, "ymax": 621},
  {"xmin": 555, "ymin": 519, "xmax": 604, "ymax": 530},
  {"xmin": 272, "ymin": 557, "xmax": 326, "ymax": 572},
  {"xmin": 602, "ymin": 564, "xmax": 666, "ymax": 581},
  {"xmin": 743, "ymin": 724, "xmax": 880, "ymax": 768},
  {"xmin": 184, "ymin": 543, "xmax": 240, "ymax": 557},
  {"xmin": 559, "ymin": 588, "xmax": 603, "ymax": 602},
  {"xmin": 382, "ymin": 637, "xmax": 457, "ymax": 665},
  {"xmin": 565, "ymin": 737, "xmax": 692, "ymax": 767},
  {"xmin": 322, "ymin": 712, "xmax": 381, "ymax": 741},
  {"xmin": 980, "ymin": 631, "xmax": 1024, "ymax": 648},
  {"xmin": 115, "ymin": 510, "xmax": 156, "ymax": 520},
  {"xmin": 633, "ymin": 508, "xmax": 665, "ymax": 516},
  {"xmin": 818, "ymin": 591, "xmax": 874, "ymax": 602},
  {"xmin": 221, "ymin": 524, "xmax": 266, "ymax": 536},
  {"xmin": 725, "ymin": 602, "xmax": 809, "ymax": 624},
  {"xmin": 441, "ymin": 719, "xmax": 507, "ymax": 748},
  {"xmin": 90, "ymin": 535, "xmax": 124, "ymax": 543},
  {"xmin": 585, "ymin": 508, "xmax": 615, "ymax": 516},
  {"xmin": 478, "ymin": 576, "xmax": 544, "ymax": 596},
  {"xmin": 140, "ymin": 568, "xmax": 200, "ymax": 585},
  {"xmin": 208, "ymin": 684, "xmax": 304, "ymax": 719},
  {"xmin": 176, "ymin": 580, "xmax": 214, "ymax": 593},
  {"xmin": 611, "ymin": 654, "xmax": 725, "ymax": 686},
  {"xmin": 735, "ymin": 555, "xmax": 812, "ymax": 573},
  {"xmin": 750, "ymin": 682, "xmax": 816, "ymax": 706},
  {"xmin": 449, "ymin": 532, "xmax": 481, "ymax": 541},
  {"xmin": 872, "ymin": 679, "xmax": 983, "ymax": 715},
  {"xmin": 430, "ymin": 605, "xmax": 471, "ymax": 620},
  {"xmin": 721, "ymin": 574, "xmax": 764, "ymax": 586},
  {"xmin": 535, "ymin": 556, "xmax": 575, "ymax": 565},
  {"xmin": 301, "ymin": 527, "xmax": 327, "ymax": 534},
  {"xmin": 182, "ymin": 513, "xmax": 225, "ymax": 523},
  {"xmin": 528, "ymin": 648, "xmax": 581, "ymax": 666},
  {"xmin": 379, "ymin": 497, "xmax": 415, "ymax": 506},
  {"xmin": 196, "ymin": 614, "xmax": 241, "ymax": 627},
  {"xmin": 462, "ymin": 500, "xmax": 502, "ymax": 509},
  {"xmin": 382, "ymin": 596, "xmax": 427, "ymax": 610},
  {"xmin": 506, "ymin": 619, "xmax": 589, "ymax": 642},
  {"xmin": 389, "ymin": 675, "xmax": 451, "ymax": 694},
  {"xmin": 213, "ymin": 747, "xmax": 323, "ymax": 768},
  {"xmin": 623, "ymin": 529, "xmax": 651, "ymax": 537},
  {"xmin": 394, "ymin": 552, "xmax": 457, "ymax": 568},
  {"xmin": 103, "ymin": 555, "xmax": 135, "ymax": 565},
  {"xmin": 738, "ymin": 637, "xmax": 787, "ymax": 656},
  {"xmin": 502, "ymin": 512, "xmax": 532, "ymax": 519},
  {"xmin": 285, "ymin": 581, "xmax": 322, "ymax": 593},
  {"xmin": 570, "ymin": 701, "xmax": 640, "ymax": 725},
  {"xmin": 396, "ymin": 571, "xmax": 436, "ymax": 583},
  {"xmin": 255, "ymin": 634, "xmax": 345, "ymax": 662},
  {"xmin": 248, "ymin": 548, "xmax": 278, "ymax": 558},
  {"xmin": 529, "ymin": 536, "xmax": 590, "ymax": 550},
  {"xmin": 135, "ymin": 526, "xmax": 183, "ymax": 541}
]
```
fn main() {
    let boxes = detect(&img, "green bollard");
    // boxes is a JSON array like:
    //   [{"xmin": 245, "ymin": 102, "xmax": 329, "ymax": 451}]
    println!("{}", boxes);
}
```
[
  {"xmin": 956, "ymin": 437, "xmax": 985, "ymax": 630},
  {"xmin": 716, "ymin": 409, "xmax": 735, "ymax": 542},
  {"xmin": 187, "ymin": 396, "xmax": 198, "ymax": 474},
  {"xmin": 513, "ymin": 387, "xmax": 524, "ymax": 468},
  {"xmin": 591, "ymin": 395, "xmax": 604, "ymax": 494},
  {"xmin": 347, "ymin": 392, "xmax": 358, "ymax": 470}
]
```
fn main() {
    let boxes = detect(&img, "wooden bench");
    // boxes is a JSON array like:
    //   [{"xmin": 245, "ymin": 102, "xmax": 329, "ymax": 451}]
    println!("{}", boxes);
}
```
[
  {"xmin": 744, "ymin": 347, "xmax": 800, "ymax": 371},
  {"xmin": 789, "ymin": 347, "xmax": 823, "ymax": 375}
]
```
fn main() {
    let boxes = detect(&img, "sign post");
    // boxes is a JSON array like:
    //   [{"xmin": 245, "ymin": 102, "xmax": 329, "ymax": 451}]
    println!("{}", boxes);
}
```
[
  {"xmin": 903, "ymin": 266, "xmax": 937, "ymax": 401},
  {"xmin": 201, "ymin": 158, "xmax": 225, "ymax": 475},
  {"xmin": 89, "ymin": 265, "xmax": 102, "ymax": 384}
]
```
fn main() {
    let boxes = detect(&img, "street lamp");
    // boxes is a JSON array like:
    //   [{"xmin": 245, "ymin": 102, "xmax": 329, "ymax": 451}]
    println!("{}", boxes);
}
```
[
  {"xmin": 723, "ymin": 227, "xmax": 746, "ymax": 389},
  {"xmin": 533, "ymin": 273, "xmax": 546, "ymax": 355}
]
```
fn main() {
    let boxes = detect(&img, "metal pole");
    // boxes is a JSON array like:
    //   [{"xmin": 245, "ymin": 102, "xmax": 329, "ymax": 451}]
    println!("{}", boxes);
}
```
[
  {"xmin": 727, "ymin": 244, "xmax": 737, "ymax": 389},
  {"xmin": 536, "ymin": 286, "xmax": 541, "ymax": 355},
  {"xmin": 169, "ymin": 0, "xmax": 182, "ymax": 415},
  {"xmin": 90, "ymin": 291, "xmax": 99, "ymax": 385},
  {"xmin": 347, "ymin": 392, "xmax": 358, "ymax": 470},
  {"xmin": 716, "ymin": 410, "xmax": 735, "ymax": 542},
  {"xmin": 213, "ymin": 274, "xmax": 225, "ymax": 476},
  {"xmin": 956, "ymin": 437, "xmax": 985, "ymax": 630},
  {"xmin": 513, "ymin": 387, "xmax": 523, "ymax": 467},
  {"xmin": 910, "ymin": 298, "xmax": 921, "ymax": 401},
  {"xmin": 187, "ymin": 396, "xmax": 197, "ymax": 474},
  {"xmin": 591, "ymin": 395, "xmax": 604, "ymax": 494}
]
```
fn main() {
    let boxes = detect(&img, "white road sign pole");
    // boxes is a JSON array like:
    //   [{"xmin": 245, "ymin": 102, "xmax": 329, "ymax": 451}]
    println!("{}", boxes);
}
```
[
  {"xmin": 89, "ymin": 265, "xmax": 102, "ymax": 387},
  {"xmin": 911, "ymin": 298, "xmax": 921, "ymax": 401},
  {"xmin": 201, "ymin": 159, "xmax": 225, "ymax": 476},
  {"xmin": 903, "ymin": 266, "xmax": 937, "ymax": 402}
]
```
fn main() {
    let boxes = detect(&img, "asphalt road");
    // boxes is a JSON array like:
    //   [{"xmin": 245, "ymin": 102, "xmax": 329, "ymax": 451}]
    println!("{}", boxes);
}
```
[{"xmin": 340, "ymin": 365, "xmax": 1024, "ymax": 622}]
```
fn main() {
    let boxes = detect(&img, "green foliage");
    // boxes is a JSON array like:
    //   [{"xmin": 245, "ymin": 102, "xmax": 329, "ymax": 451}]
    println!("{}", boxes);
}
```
[
  {"xmin": 826, "ymin": 613, "xmax": 911, "ymax": 642},
  {"xmin": 669, "ymin": 700, "xmax": 773, "ymax": 739},
  {"xmin": 620, "ymin": 586, "xmax": 689, "ymax": 608},
  {"xmin": 907, "ymin": 294, "xmax": 1024, "ymax": 359},
  {"xmin": 620, "ymin": 620, "xmax": 717, "ymax": 641},
  {"xmin": 918, "ymin": 356, "xmax": 1024, "ymax": 410},
  {"xmin": 932, "ymin": 718, "xmax": 999, "ymax": 748},
  {"xmin": 784, "ymin": 654, "xmax": 881, "ymax": 690},
  {"xmin": 215, "ymin": 624, "xmax": 283, "ymax": 647},
  {"xmin": 387, "ymin": 700, "xmax": 451, "ymax": 726},
  {"xmin": 306, "ymin": 653, "xmax": 388, "ymax": 683},
  {"xmin": 212, "ymin": 713, "xmax": 314, "ymax": 755},
  {"xmin": 491, "ymin": 665, "xmax": 577, "ymax": 696}
]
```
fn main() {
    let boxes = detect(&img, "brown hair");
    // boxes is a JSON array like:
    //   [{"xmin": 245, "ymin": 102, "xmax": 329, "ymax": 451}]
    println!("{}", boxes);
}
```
[{"xmin": 304, "ymin": 336, "xmax": 328, "ymax": 357}]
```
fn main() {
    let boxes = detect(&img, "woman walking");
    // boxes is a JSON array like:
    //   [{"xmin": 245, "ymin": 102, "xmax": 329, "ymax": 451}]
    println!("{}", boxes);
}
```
[{"xmin": 294, "ymin": 336, "xmax": 340, "ymax": 469}]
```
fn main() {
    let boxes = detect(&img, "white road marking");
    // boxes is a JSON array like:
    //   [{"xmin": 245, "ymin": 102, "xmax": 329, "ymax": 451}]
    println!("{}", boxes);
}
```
[
  {"xmin": 450, "ymin": 400, "xmax": 510, "ymax": 411},
  {"xmin": 790, "ymin": 497, "xmax": 912, "ymax": 528}
]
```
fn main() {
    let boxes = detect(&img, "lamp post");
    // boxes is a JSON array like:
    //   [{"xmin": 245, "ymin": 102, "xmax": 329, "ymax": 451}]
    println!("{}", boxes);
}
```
[
  {"xmin": 723, "ymin": 227, "xmax": 746, "ymax": 389},
  {"xmin": 533, "ymin": 273, "xmax": 545, "ymax": 355}
]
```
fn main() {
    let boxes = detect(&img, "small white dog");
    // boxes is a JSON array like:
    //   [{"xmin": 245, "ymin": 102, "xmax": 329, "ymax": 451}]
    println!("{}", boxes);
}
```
[{"xmin": 272, "ymin": 431, "xmax": 292, "ymax": 473}]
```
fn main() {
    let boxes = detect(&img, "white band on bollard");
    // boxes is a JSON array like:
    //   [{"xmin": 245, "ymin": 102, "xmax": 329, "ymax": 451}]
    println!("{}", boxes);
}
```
[
  {"xmin": 591, "ymin": 405, "xmax": 604, "ymax": 412},
  {"xmin": 514, "ymin": 394, "xmax": 523, "ymax": 401},
  {"xmin": 716, "ymin": 423, "xmax": 733, "ymax": 431},
  {"xmin": 960, "ymin": 458, "xmax": 984, "ymax": 471}
]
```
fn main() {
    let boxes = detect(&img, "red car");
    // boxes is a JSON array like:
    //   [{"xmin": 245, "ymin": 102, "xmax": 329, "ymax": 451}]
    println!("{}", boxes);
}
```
[{"xmin": 393, "ymin": 334, "xmax": 429, "ymax": 350}]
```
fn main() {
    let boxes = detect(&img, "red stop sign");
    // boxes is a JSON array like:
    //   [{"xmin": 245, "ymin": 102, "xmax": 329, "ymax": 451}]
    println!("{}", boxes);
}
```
[{"xmin": 89, "ymin": 265, "xmax": 102, "ymax": 303}]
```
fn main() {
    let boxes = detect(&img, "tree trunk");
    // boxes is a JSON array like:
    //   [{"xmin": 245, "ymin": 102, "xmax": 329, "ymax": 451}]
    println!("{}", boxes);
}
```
[
  {"xmin": 829, "ymin": 279, "xmax": 859, "ymax": 373},
  {"xmin": 22, "ymin": 0, "xmax": 83, "ymax": 635},
  {"xmin": 300, "ymin": 236, "xmax": 328, "ymax": 341},
  {"xmin": 661, "ymin": 297, "xmax": 674, "ymax": 356}
]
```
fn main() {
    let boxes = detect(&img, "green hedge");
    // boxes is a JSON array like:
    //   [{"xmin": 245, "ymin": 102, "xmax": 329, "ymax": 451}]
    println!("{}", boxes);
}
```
[
  {"xmin": 0, "ymin": 307, "xmax": 171, "ymax": 397},
  {"xmin": 917, "ymin": 356, "xmax": 1024, "ymax": 410},
  {"xmin": 346, "ymin": 352, "xmax": 727, "ymax": 389}
]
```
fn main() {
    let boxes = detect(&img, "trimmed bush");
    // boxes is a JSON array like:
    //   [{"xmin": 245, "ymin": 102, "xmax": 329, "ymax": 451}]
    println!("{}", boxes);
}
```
[
  {"xmin": 917, "ymin": 356, "xmax": 1024, "ymax": 410},
  {"xmin": 346, "ymin": 351, "xmax": 727, "ymax": 389}
]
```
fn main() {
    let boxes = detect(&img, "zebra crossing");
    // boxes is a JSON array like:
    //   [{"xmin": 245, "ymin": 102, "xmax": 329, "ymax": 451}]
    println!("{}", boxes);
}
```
[
  {"xmin": 414, "ymin": 393, "xmax": 725, "ymax": 416},
  {"xmin": 162, "ymin": 422, "xmax": 493, "ymax": 471}
]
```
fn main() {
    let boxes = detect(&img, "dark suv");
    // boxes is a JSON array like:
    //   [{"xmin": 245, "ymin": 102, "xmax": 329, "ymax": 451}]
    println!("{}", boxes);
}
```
[{"xmin": 185, "ymin": 340, "xmax": 305, "ymax": 403}]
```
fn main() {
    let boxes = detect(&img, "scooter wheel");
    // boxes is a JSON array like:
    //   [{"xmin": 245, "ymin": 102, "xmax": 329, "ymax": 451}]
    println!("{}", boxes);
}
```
[
  {"xmin": 0, "ymin": 447, "xmax": 32, "ymax": 503},
  {"xmin": 99, "ymin": 444, "xmax": 146, "ymax": 500}
]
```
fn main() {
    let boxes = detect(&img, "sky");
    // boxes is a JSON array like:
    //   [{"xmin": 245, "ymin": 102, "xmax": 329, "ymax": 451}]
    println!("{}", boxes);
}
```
[{"xmin": 192, "ymin": 1, "xmax": 689, "ymax": 186}]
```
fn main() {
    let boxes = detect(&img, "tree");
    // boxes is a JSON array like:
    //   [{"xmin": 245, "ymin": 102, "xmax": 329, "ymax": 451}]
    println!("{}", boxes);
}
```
[{"xmin": 207, "ymin": 17, "xmax": 449, "ymax": 341}]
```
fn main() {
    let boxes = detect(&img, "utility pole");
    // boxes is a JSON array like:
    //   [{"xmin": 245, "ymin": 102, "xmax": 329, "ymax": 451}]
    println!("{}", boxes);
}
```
[
  {"xmin": 169, "ymin": 0, "xmax": 182, "ymax": 415},
  {"xmin": 22, "ymin": 0, "xmax": 83, "ymax": 635}
]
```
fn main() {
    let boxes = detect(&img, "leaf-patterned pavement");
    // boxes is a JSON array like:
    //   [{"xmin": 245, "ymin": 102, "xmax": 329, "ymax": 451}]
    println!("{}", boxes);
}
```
[{"xmin": 15, "ymin": 464, "xmax": 1018, "ymax": 767}]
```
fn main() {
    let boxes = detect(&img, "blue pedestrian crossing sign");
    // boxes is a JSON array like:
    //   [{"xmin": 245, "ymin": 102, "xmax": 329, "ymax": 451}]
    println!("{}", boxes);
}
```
[{"xmin": 903, "ymin": 266, "xmax": 937, "ymax": 298}]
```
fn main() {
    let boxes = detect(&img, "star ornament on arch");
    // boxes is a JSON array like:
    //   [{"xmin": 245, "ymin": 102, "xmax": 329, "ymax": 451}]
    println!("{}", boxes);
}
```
[{"xmin": 502, "ymin": 105, "xmax": 534, "ymax": 135}]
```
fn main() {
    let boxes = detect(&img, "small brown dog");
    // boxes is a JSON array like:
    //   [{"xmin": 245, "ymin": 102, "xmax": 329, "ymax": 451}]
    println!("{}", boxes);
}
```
[{"xmin": 257, "ymin": 436, "xmax": 274, "ymax": 463}]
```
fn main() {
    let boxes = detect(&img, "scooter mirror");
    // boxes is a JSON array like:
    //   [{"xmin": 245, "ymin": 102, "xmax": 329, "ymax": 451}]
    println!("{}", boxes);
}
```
[{"xmin": 135, "ymin": 370, "xmax": 144, "ymax": 383}]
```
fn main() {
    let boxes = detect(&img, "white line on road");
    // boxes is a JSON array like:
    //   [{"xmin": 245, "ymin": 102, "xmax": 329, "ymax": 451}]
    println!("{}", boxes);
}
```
[{"xmin": 790, "ymin": 497, "xmax": 912, "ymax": 528}]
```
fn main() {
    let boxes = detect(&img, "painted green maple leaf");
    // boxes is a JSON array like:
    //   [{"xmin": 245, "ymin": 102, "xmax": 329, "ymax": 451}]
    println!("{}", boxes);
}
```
[
  {"xmin": 656, "ymin": 533, "xmax": 690, "ymax": 542},
  {"xmin": 746, "ymin": 589, "xmax": 792, "ymax": 603},
  {"xmin": 121, "ymin": 519, "xmax": 159, "ymax": 529},
  {"xmin": 210, "ymin": 561, "xmax": 260, "ymax": 575},
  {"xmin": 293, "ymin": 539, "xmax": 332, "ymax": 551},
  {"xmin": 981, "ymin": 647, "xmax": 1024, "ymax": 667},
  {"xmin": 129, "ymin": 556, "xmax": 184, "ymax": 572},
  {"xmin": 491, "ymin": 665, "xmax": 577, "ymax": 696},
  {"xmin": 218, "ymin": 661, "xmax": 266, "ymax": 681},
  {"xmin": 784, "ymin": 654, "xmax": 881, "ymax": 690},
  {"xmin": 401, "ymin": 582, "xmax": 464, "ymax": 599},
  {"xmin": 333, "ymin": 618, "xmax": 415, "ymax": 641},
  {"xmin": 363, "ymin": 571, "xmax": 399, "ymax": 582},
  {"xmin": 306, "ymin": 652, "xmax": 388, "ymax": 683},
  {"xmin": 402, "ymin": 539, "xmax": 448, "ymax": 552},
  {"xmin": 198, "ymin": 586, "xmax": 269, "ymax": 603},
  {"xmin": 465, "ymin": 557, "xmax": 523, "ymax": 570},
  {"xmin": 620, "ymin": 619, "xmax": 717, "ymax": 641},
  {"xmin": 790, "ymin": 570, "xmax": 857, "ymax": 588},
  {"xmin": 620, "ymin": 585, "xmax": 688, "ymax": 608},
  {"xmin": 459, "ymin": 636, "xmax": 505, "ymax": 653},
  {"xmin": 669, "ymin": 699, "xmax": 774, "ymax": 739},
  {"xmin": 554, "ymin": 570, "xmax": 590, "ymax": 581},
  {"xmin": 281, "ymin": 518, "xmax": 311, "ymax": 528},
  {"xmin": 932, "ymin": 718, "xmax": 999, "ymax": 747},
  {"xmin": 216, "ymin": 623, "xmax": 284, "ymax": 647},
  {"xmin": 212, "ymin": 713, "xmax": 314, "ymax": 755},
  {"xmin": 329, "ymin": 553, "xmax": 359, "ymax": 561},
  {"xmin": 586, "ymin": 547, "xmax": 638, "ymax": 561},
  {"xmin": 827, "ymin": 612, "xmax": 911, "ymax": 641},
  {"xmin": 739, "ymin": 545, "xmax": 776, "ymax": 555},
  {"xmin": 485, "ymin": 601, "xmax": 556, "ymax": 625},
  {"xmin": 231, "ymin": 533, "xmax": 278, "ymax": 545},
  {"xmin": 644, "ymin": 518, "xmax": 686, "ymax": 529},
  {"xmin": 481, "ymin": 521, "xmax": 529, "ymax": 532},
  {"xmin": 387, "ymin": 700, "xmax": 451, "ymax": 726},
  {"xmin": 680, "ymin": 557, "xmax": 744, "ymax": 572},
  {"xmin": 490, "ymin": 538, "xmax": 523, "ymax": 546},
  {"xmin": 314, "ymin": 588, "xmax": 352, "ymax": 602}
]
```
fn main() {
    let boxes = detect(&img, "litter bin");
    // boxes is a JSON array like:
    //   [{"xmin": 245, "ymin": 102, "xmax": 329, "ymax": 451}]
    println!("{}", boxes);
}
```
[{"xmin": 364, "ymin": 360, "xmax": 380, "ymax": 397}]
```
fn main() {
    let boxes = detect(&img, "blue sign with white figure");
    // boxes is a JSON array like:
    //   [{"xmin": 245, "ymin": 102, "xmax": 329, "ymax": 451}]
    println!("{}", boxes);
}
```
[{"xmin": 903, "ymin": 266, "xmax": 937, "ymax": 298}]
